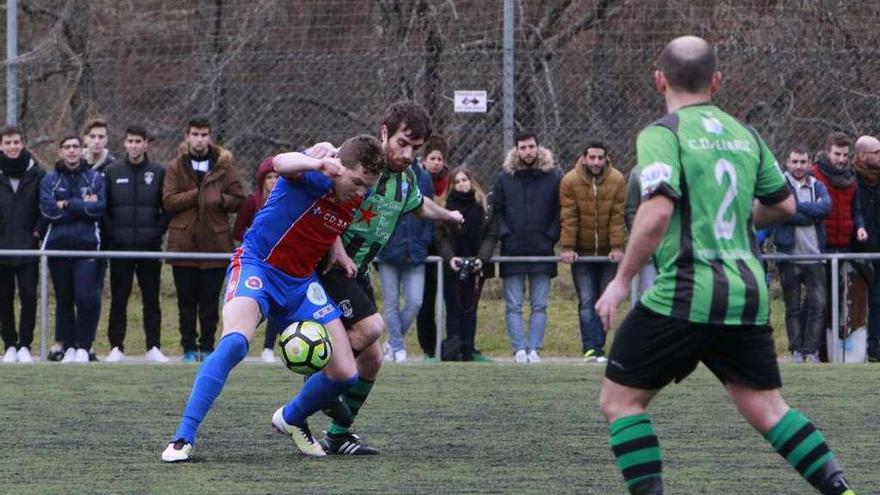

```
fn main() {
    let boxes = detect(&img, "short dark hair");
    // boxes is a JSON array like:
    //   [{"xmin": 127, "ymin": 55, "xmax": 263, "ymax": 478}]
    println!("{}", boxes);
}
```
[
  {"xmin": 824, "ymin": 131, "xmax": 850, "ymax": 152},
  {"xmin": 83, "ymin": 118, "xmax": 108, "ymax": 135},
  {"xmin": 125, "ymin": 125, "xmax": 149, "ymax": 140},
  {"xmin": 788, "ymin": 144, "xmax": 810, "ymax": 157},
  {"xmin": 337, "ymin": 135, "xmax": 384, "ymax": 175},
  {"xmin": 380, "ymin": 101, "xmax": 431, "ymax": 141},
  {"xmin": 187, "ymin": 116, "xmax": 212, "ymax": 131},
  {"xmin": 657, "ymin": 37, "xmax": 717, "ymax": 92},
  {"xmin": 1, "ymin": 126, "xmax": 23, "ymax": 139},
  {"xmin": 582, "ymin": 140, "xmax": 608, "ymax": 156},
  {"xmin": 58, "ymin": 134, "xmax": 81, "ymax": 147},
  {"xmin": 515, "ymin": 130, "xmax": 538, "ymax": 146},
  {"xmin": 422, "ymin": 135, "xmax": 447, "ymax": 158}
]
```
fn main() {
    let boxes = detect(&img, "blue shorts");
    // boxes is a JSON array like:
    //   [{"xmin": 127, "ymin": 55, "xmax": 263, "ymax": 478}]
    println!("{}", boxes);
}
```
[{"xmin": 223, "ymin": 249, "xmax": 341, "ymax": 328}]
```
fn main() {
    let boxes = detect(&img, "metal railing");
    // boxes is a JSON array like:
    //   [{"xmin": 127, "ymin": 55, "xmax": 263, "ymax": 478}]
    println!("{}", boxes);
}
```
[{"xmin": 1, "ymin": 249, "xmax": 876, "ymax": 362}]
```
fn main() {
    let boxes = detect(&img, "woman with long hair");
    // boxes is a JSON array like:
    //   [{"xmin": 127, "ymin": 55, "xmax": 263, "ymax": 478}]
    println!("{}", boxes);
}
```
[{"xmin": 435, "ymin": 166, "xmax": 497, "ymax": 361}]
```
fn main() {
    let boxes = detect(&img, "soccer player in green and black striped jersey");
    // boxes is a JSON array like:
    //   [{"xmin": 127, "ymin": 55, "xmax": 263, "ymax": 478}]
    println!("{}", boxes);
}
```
[
  {"xmin": 314, "ymin": 102, "xmax": 463, "ymax": 455},
  {"xmin": 594, "ymin": 36, "xmax": 856, "ymax": 495}
]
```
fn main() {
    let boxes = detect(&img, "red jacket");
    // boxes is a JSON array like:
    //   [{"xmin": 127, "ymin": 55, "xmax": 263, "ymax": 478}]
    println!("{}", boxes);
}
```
[{"xmin": 812, "ymin": 164, "xmax": 863, "ymax": 249}]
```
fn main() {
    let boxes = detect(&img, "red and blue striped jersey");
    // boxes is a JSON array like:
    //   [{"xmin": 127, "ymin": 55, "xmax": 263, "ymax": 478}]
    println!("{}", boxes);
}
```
[{"xmin": 241, "ymin": 171, "xmax": 361, "ymax": 278}]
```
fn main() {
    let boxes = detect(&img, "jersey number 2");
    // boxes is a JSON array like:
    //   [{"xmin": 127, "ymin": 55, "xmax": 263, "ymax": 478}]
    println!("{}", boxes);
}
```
[{"xmin": 714, "ymin": 159, "xmax": 737, "ymax": 240}]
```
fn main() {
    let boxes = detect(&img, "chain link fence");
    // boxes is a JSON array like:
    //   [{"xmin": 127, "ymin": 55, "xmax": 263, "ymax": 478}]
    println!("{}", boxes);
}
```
[{"xmin": 5, "ymin": 0, "xmax": 880, "ymax": 188}]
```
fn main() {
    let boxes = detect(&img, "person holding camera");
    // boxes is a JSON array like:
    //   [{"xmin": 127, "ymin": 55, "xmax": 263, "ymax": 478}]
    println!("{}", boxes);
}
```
[{"xmin": 435, "ymin": 166, "xmax": 497, "ymax": 361}]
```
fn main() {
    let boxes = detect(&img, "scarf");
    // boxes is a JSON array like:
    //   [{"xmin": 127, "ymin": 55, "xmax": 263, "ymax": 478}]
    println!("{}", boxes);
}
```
[
  {"xmin": 815, "ymin": 152, "xmax": 855, "ymax": 189},
  {"xmin": 0, "ymin": 149, "xmax": 31, "ymax": 178},
  {"xmin": 445, "ymin": 189, "xmax": 476, "ymax": 211}
]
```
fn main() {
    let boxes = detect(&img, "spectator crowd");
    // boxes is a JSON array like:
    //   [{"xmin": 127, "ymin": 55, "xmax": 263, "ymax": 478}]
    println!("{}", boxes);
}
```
[{"xmin": 1, "ymin": 119, "xmax": 879, "ymax": 364}]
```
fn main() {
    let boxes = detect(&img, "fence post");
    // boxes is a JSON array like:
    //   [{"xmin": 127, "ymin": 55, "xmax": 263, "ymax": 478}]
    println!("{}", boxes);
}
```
[
  {"xmin": 830, "ymin": 256, "xmax": 839, "ymax": 354},
  {"xmin": 434, "ymin": 259, "xmax": 444, "ymax": 361},
  {"xmin": 502, "ymin": 0, "xmax": 514, "ymax": 152},
  {"xmin": 39, "ymin": 253, "xmax": 48, "ymax": 361},
  {"xmin": 6, "ymin": 0, "xmax": 18, "ymax": 125}
]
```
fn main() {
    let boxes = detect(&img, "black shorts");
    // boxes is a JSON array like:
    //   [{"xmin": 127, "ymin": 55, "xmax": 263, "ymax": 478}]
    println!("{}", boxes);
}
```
[
  {"xmin": 318, "ymin": 267, "xmax": 377, "ymax": 328},
  {"xmin": 605, "ymin": 303, "xmax": 782, "ymax": 391}
]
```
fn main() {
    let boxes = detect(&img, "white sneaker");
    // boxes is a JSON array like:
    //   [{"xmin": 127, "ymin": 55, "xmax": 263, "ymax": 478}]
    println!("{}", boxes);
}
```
[
  {"xmin": 60, "ymin": 348, "xmax": 77, "ymax": 363},
  {"xmin": 3, "ymin": 346, "xmax": 17, "ymax": 363},
  {"xmin": 381, "ymin": 341, "xmax": 394, "ymax": 363},
  {"xmin": 16, "ymin": 347, "xmax": 33, "ymax": 363},
  {"xmin": 105, "ymin": 347, "xmax": 125, "ymax": 363},
  {"xmin": 271, "ymin": 407, "xmax": 326, "ymax": 457},
  {"xmin": 514, "ymin": 349, "xmax": 527, "ymax": 364},
  {"xmin": 527, "ymin": 350, "xmax": 541, "ymax": 364},
  {"xmin": 393, "ymin": 349, "xmax": 407, "ymax": 363},
  {"xmin": 261, "ymin": 348, "xmax": 277, "ymax": 363},
  {"xmin": 162, "ymin": 439, "xmax": 193, "ymax": 462},
  {"xmin": 75, "ymin": 348, "xmax": 90, "ymax": 363},
  {"xmin": 596, "ymin": 356, "xmax": 608, "ymax": 364},
  {"xmin": 145, "ymin": 347, "xmax": 170, "ymax": 363}
]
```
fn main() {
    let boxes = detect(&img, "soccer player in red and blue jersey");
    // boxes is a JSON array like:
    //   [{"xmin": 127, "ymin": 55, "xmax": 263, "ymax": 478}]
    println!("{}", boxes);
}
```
[{"xmin": 162, "ymin": 135, "xmax": 384, "ymax": 462}]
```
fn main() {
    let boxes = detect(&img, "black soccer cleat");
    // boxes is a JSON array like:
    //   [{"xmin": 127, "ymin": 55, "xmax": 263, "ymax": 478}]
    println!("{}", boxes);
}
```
[
  {"xmin": 319, "ymin": 431, "xmax": 380, "ymax": 456},
  {"xmin": 628, "ymin": 476, "xmax": 663, "ymax": 495}
]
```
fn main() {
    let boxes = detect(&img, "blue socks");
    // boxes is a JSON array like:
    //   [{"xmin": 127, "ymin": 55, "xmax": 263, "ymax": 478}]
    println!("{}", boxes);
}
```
[
  {"xmin": 282, "ymin": 372, "xmax": 358, "ymax": 427},
  {"xmin": 173, "ymin": 332, "xmax": 249, "ymax": 444}
]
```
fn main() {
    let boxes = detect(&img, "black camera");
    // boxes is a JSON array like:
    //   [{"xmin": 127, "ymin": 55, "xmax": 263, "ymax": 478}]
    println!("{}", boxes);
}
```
[{"xmin": 458, "ymin": 257, "xmax": 478, "ymax": 281}]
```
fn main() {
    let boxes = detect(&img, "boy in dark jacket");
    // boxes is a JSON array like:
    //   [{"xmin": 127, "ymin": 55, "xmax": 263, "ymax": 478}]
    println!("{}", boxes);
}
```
[
  {"xmin": 102, "ymin": 125, "xmax": 169, "ymax": 363},
  {"xmin": 0, "ymin": 126, "xmax": 44, "ymax": 363},
  {"xmin": 773, "ymin": 146, "xmax": 831, "ymax": 363},
  {"xmin": 39, "ymin": 135, "xmax": 106, "ymax": 363}
]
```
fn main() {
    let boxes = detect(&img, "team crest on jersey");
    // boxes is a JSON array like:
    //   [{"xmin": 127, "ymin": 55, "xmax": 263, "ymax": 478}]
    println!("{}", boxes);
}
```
[
  {"xmin": 306, "ymin": 282, "xmax": 328, "ymax": 305},
  {"xmin": 339, "ymin": 299, "xmax": 353, "ymax": 318},
  {"xmin": 245, "ymin": 276, "xmax": 263, "ymax": 290},
  {"xmin": 312, "ymin": 205, "xmax": 322, "ymax": 216},
  {"xmin": 144, "ymin": 171, "xmax": 155, "ymax": 185},
  {"xmin": 400, "ymin": 181, "xmax": 409, "ymax": 195},
  {"xmin": 702, "ymin": 115, "xmax": 724, "ymax": 135}
]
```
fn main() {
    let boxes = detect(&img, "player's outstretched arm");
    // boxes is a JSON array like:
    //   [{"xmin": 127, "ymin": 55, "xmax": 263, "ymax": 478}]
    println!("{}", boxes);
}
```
[
  {"xmin": 595, "ymin": 194, "xmax": 674, "ymax": 330},
  {"xmin": 752, "ymin": 194, "xmax": 795, "ymax": 229},
  {"xmin": 414, "ymin": 196, "xmax": 464, "ymax": 224},
  {"xmin": 272, "ymin": 152, "xmax": 344, "ymax": 180}
]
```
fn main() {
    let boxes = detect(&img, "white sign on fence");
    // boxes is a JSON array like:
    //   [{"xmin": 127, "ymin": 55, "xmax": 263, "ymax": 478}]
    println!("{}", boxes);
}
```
[{"xmin": 454, "ymin": 90, "xmax": 487, "ymax": 113}]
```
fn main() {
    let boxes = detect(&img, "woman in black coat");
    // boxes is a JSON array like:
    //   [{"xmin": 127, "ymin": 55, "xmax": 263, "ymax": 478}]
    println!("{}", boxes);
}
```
[{"xmin": 435, "ymin": 166, "xmax": 497, "ymax": 361}]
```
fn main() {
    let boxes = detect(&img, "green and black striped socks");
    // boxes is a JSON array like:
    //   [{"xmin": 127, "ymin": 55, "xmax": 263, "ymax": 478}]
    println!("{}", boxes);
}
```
[
  {"xmin": 327, "ymin": 377, "xmax": 374, "ymax": 436},
  {"xmin": 609, "ymin": 414, "xmax": 664, "ymax": 494},
  {"xmin": 765, "ymin": 409, "xmax": 854, "ymax": 495}
]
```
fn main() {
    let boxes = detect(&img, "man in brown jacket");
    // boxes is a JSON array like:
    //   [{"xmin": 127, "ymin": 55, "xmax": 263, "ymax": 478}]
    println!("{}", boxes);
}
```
[
  {"xmin": 559, "ymin": 140, "xmax": 625, "ymax": 363},
  {"xmin": 163, "ymin": 117, "xmax": 244, "ymax": 362}
]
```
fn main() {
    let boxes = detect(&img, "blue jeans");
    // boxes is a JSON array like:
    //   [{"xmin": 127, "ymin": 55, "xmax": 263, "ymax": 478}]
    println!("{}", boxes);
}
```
[
  {"xmin": 868, "ymin": 261, "xmax": 880, "ymax": 357},
  {"xmin": 503, "ymin": 273, "xmax": 551, "ymax": 352},
  {"xmin": 378, "ymin": 263, "xmax": 425, "ymax": 352},
  {"xmin": 572, "ymin": 262, "xmax": 617, "ymax": 353}
]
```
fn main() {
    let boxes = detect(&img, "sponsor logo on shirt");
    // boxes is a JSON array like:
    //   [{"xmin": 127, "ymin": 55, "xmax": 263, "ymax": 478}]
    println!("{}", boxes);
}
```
[
  {"xmin": 686, "ymin": 138, "xmax": 751, "ymax": 152},
  {"xmin": 640, "ymin": 161, "xmax": 673, "ymax": 196},
  {"xmin": 312, "ymin": 305, "xmax": 334, "ymax": 320},
  {"xmin": 702, "ymin": 115, "xmax": 725, "ymax": 135}
]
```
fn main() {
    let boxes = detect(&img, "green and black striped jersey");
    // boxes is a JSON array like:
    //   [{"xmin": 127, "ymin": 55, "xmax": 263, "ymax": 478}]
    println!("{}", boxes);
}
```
[
  {"xmin": 342, "ymin": 167, "xmax": 423, "ymax": 275},
  {"xmin": 636, "ymin": 103, "xmax": 789, "ymax": 325}
]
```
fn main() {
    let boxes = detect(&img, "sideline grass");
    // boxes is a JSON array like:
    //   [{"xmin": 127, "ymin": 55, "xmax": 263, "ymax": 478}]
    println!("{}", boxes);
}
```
[{"xmin": 1, "ymin": 362, "xmax": 877, "ymax": 494}]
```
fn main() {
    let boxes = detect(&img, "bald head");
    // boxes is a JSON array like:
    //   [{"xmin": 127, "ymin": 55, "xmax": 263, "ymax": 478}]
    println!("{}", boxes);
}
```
[
  {"xmin": 854, "ymin": 135, "xmax": 880, "ymax": 154},
  {"xmin": 657, "ymin": 36, "xmax": 717, "ymax": 93}
]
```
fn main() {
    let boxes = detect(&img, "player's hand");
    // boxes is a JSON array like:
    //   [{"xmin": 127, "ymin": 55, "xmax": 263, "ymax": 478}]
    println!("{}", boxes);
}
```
[
  {"xmin": 857, "ymin": 228, "xmax": 868, "ymax": 242},
  {"xmin": 307, "ymin": 142, "xmax": 338, "ymax": 159},
  {"xmin": 447, "ymin": 210, "xmax": 464, "ymax": 225},
  {"xmin": 326, "ymin": 250, "xmax": 356, "ymax": 278},
  {"xmin": 595, "ymin": 277, "xmax": 628, "ymax": 331},
  {"xmin": 559, "ymin": 250, "xmax": 578, "ymax": 264},
  {"xmin": 450, "ymin": 257, "xmax": 462, "ymax": 271},
  {"xmin": 608, "ymin": 249, "xmax": 624, "ymax": 263},
  {"xmin": 318, "ymin": 157, "xmax": 345, "ymax": 178}
]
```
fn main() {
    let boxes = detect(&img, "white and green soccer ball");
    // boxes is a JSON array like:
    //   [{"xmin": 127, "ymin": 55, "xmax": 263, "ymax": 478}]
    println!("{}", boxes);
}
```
[{"xmin": 278, "ymin": 320, "xmax": 333, "ymax": 374}]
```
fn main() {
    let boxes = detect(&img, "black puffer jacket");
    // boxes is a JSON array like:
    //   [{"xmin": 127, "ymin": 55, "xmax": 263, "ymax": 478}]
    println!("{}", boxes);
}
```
[
  {"xmin": 491, "ymin": 146, "xmax": 561, "ymax": 277},
  {"xmin": 0, "ymin": 155, "xmax": 45, "ymax": 265},
  {"xmin": 103, "ymin": 156, "xmax": 168, "ymax": 250}
]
